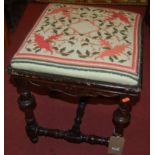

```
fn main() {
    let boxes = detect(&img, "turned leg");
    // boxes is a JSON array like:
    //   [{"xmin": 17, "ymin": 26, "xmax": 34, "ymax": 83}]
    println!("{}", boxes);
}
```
[
  {"xmin": 70, "ymin": 97, "xmax": 88, "ymax": 135},
  {"xmin": 108, "ymin": 97, "xmax": 132, "ymax": 154},
  {"xmin": 113, "ymin": 97, "xmax": 132, "ymax": 136},
  {"xmin": 17, "ymin": 79, "xmax": 38, "ymax": 143}
]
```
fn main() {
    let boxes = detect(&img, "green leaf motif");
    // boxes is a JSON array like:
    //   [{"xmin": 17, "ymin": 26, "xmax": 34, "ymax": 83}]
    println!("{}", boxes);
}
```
[
  {"xmin": 59, "ymin": 17, "xmax": 65, "ymax": 20},
  {"xmin": 69, "ymin": 37, "xmax": 75, "ymax": 40},
  {"xmin": 35, "ymin": 30, "xmax": 41, "ymax": 33},
  {"xmin": 124, "ymin": 26, "xmax": 128, "ymax": 31},
  {"xmin": 106, "ymin": 24, "xmax": 113, "ymax": 27},
  {"xmin": 125, "ymin": 40, "xmax": 131, "ymax": 44},
  {"xmin": 53, "ymin": 29, "xmax": 57, "ymax": 34},
  {"xmin": 56, "ymin": 27, "xmax": 61, "ymax": 30},
  {"xmin": 113, "ymin": 28, "xmax": 118, "ymax": 34},
  {"xmin": 123, "ymin": 36, "xmax": 127, "ymax": 40},
  {"xmin": 92, "ymin": 13, "xmax": 97, "ymax": 18},
  {"xmin": 105, "ymin": 32, "xmax": 111, "ymax": 36},
  {"xmin": 92, "ymin": 52, "xmax": 100, "ymax": 56},
  {"xmin": 119, "ymin": 59, "xmax": 127, "ymax": 63},
  {"xmin": 97, "ymin": 31, "xmax": 102, "ymax": 36},
  {"xmin": 109, "ymin": 57, "xmax": 114, "ymax": 62},
  {"xmin": 60, "ymin": 47, "xmax": 66, "ymax": 52},
  {"xmin": 64, "ymin": 28, "xmax": 69, "ymax": 32},
  {"xmin": 53, "ymin": 47, "xmax": 58, "ymax": 50},
  {"xmin": 106, "ymin": 36, "xmax": 112, "ymax": 39},
  {"xmin": 40, "ymin": 26, "xmax": 44, "ymax": 30},
  {"xmin": 60, "ymin": 19, "xmax": 65, "ymax": 22},
  {"xmin": 68, "ymin": 41, "xmax": 74, "ymax": 45},
  {"xmin": 127, "ymin": 51, "xmax": 132, "ymax": 55},
  {"xmin": 51, "ymin": 23, "xmax": 55, "ymax": 27},
  {"xmin": 85, "ymin": 38, "xmax": 90, "ymax": 42},
  {"xmin": 76, "ymin": 50, "xmax": 81, "ymax": 55},
  {"xmin": 45, "ymin": 19, "xmax": 49, "ymax": 23},
  {"xmin": 120, "ymin": 30, "xmax": 125, "ymax": 35},
  {"xmin": 102, "ymin": 47, "xmax": 111, "ymax": 50},
  {"xmin": 80, "ymin": 13, "xmax": 87, "ymax": 17},
  {"xmin": 60, "ymin": 53, "xmax": 70, "ymax": 56},
  {"xmin": 68, "ymin": 19, "xmax": 72, "ymax": 23},
  {"xmin": 98, "ymin": 20, "xmax": 103, "ymax": 23},
  {"xmin": 26, "ymin": 48, "xmax": 31, "ymax": 52},
  {"xmin": 113, "ymin": 55, "xmax": 118, "ymax": 60},
  {"xmin": 53, "ymin": 21, "xmax": 57, "ymax": 24},
  {"xmin": 68, "ymin": 50, "xmax": 74, "ymax": 53},
  {"xmin": 99, "ymin": 23, "xmax": 104, "ymax": 26},
  {"xmin": 64, "ymin": 32, "xmax": 69, "ymax": 35},
  {"xmin": 35, "ymin": 49, "xmax": 41, "ymax": 53},
  {"xmin": 72, "ymin": 17, "xmax": 77, "ymax": 20},
  {"xmin": 92, "ymin": 36, "xmax": 98, "ymax": 39},
  {"xmin": 86, "ymin": 50, "xmax": 90, "ymax": 56},
  {"xmin": 59, "ymin": 48, "xmax": 74, "ymax": 56},
  {"xmin": 130, "ymin": 18, "xmax": 134, "ymax": 21},
  {"xmin": 109, "ymin": 21, "xmax": 114, "ymax": 26},
  {"xmin": 81, "ymin": 43, "xmax": 88, "ymax": 46},
  {"xmin": 76, "ymin": 50, "xmax": 87, "ymax": 58},
  {"xmin": 79, "ymin": 55, "xmax": 88, "ymax": 58}
]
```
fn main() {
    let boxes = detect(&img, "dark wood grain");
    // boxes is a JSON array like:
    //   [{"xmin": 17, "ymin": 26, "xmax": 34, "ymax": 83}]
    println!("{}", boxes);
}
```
[
  {"xmin": 9, "ymin": 65, "xmax": 140, "ymax": 152},
  {"xmin": 15, "ymin": 78, "xmax": 39, "ymax": 143}
]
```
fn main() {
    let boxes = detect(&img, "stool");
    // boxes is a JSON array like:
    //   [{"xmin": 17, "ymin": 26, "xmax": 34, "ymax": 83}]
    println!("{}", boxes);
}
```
[{"xmin": 8, "ymin": 3, "xmax": 142, "ymax": 155}]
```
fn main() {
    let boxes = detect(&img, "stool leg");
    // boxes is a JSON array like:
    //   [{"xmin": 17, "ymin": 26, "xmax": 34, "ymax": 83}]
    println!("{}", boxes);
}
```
[
  {"xmin": 112, "ymin": 98, "xmax": 132, "ymax": 136},
  {"xmin": 17, "ymin": 81, "xmax": 38, "ymax": 143},
  {"xmin": 71, "ymin": 97, "xmax": 88, "ymax": 134}
]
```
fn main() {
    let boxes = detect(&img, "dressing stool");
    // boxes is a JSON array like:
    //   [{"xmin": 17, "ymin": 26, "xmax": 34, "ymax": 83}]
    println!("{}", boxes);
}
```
[{"xmin": 8, "ymin": 3, "xmax": 142, "ymax": 155}]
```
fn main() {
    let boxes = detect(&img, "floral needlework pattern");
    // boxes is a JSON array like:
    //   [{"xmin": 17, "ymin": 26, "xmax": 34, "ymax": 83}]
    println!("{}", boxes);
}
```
[{"xmin": 12, "ymin": 4, "xmax": 142, "ymax": 85}]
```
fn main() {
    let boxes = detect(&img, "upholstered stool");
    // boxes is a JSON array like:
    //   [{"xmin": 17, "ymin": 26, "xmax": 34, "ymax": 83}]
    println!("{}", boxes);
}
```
[{"xmin": 9, "ymin": 3, "xmax": 142, "ymax": 155}]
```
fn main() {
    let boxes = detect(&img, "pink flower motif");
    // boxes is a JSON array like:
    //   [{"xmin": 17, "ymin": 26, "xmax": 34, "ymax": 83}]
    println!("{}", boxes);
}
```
[
  {"xmin": 95, "ymin": 43, "xmax": 129, "ymax": 59},
  {"xmin": 47, "ymin": 7, "xmax": 73, "ymax": 17},
  {"xmin": 34, "ymin": 33, "xmax": 63, "ymax": 53},
  {"xmin": 100, "ymin": 39, "xmax": 112, "ymax": 49},
  {"xmin": 35, "ymin": 34, "xmax": 53, "ymax": 53},
  {"xmin": 105, "ymin": 12, "xmax": 130, "ymax": 24}
]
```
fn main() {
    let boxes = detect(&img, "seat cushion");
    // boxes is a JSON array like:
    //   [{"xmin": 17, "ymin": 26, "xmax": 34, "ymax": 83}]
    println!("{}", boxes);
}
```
[{"xmin": 10, "ymin": 3, "xmax": 142, "ymax": 86}]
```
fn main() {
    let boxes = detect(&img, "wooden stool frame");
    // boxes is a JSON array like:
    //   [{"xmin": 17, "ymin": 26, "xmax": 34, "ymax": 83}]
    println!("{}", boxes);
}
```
[{"xmin": 9, "ymin": 66, "xmax": 141, "ymax": 148}]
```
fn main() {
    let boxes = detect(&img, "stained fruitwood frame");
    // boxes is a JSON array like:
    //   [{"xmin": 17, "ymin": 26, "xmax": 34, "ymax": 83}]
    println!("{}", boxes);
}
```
[{"xmin": 9, "ymin": 66, "xmax": 141, "ymax": 146}]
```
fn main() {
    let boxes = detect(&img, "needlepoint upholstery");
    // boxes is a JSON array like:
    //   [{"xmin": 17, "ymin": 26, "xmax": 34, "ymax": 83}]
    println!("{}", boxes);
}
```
[{"xmin": 10, "ymin": 3, "xmax": 142, "ymax": 86}]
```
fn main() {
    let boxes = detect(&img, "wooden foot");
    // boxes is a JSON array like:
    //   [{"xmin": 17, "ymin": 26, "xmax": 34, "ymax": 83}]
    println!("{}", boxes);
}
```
[{"xmin": 112, "ymin": 97, "xmax": 132, "ymax": 136}]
